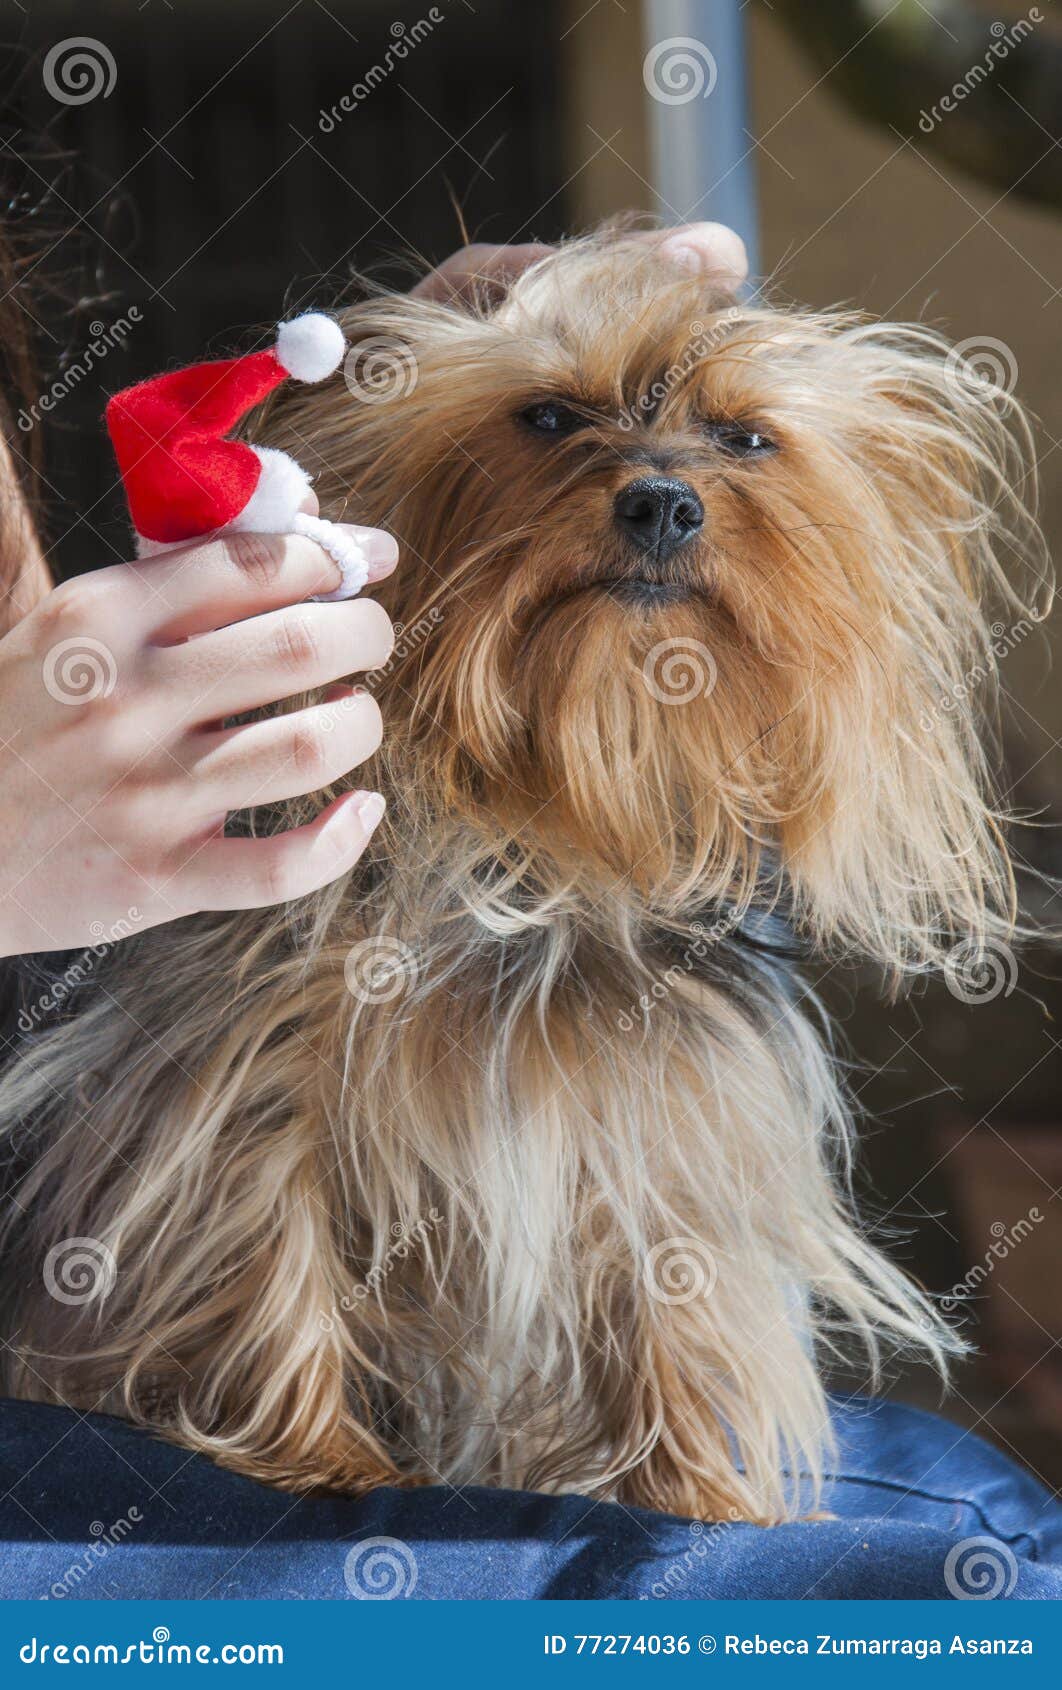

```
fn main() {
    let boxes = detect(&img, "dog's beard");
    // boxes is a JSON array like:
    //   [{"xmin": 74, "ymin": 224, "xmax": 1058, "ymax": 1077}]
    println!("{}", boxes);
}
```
[{"xmin": 434, "ymin": 569, "xmax": 787, "ymax": 910}]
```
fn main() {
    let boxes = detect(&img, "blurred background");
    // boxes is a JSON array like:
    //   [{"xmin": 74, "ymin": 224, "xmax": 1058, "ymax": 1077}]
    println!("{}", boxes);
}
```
[{"xmin": 1, "ymin": 0, "xmax": 1059, "ymax": 1487}]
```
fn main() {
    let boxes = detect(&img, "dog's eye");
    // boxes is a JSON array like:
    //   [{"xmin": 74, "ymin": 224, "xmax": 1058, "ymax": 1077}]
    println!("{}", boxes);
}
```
[
  {"xmin": 706, "ymin": 422, "xmax": 775, "ymax": 457},
  {"xmin": 520, "ymin": 401, "xmax": 587, "ymax": 437}
]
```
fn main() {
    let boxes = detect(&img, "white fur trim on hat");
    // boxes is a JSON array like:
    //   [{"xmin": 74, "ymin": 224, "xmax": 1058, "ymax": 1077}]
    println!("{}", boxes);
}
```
[
  {"xmin": 231, "ymin": 446, "xmax": 314, "ymax": 533},
  {"xmin": 275, "ymin": 312, "xmax": 345, "ymax": 383}
]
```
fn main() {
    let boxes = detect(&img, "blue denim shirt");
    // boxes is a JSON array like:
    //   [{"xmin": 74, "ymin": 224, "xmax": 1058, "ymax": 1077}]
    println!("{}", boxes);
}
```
[{"xmin": 1, "ymin": 1394, "xmax": 1059, "ymax": 1600}]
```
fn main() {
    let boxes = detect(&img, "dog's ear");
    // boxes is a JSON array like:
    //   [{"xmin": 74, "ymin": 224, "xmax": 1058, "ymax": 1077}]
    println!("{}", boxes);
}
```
[
  {"xmin": 253, "ymin": 277, "xmax": 545, "ymax": 557},
  {"xmin": 779, "ymin": 320, "xmax": 1051, "ymax": 980}
]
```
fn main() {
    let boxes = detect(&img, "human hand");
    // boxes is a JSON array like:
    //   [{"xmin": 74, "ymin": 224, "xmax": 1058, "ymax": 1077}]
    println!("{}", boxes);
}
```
[
  {"xmin": 0, "ymin": 520, "xmax": 397, "ymax": 956},
  {"xmin": 411, "ymin": 221, "xmax": 749, "ymax": 303}
]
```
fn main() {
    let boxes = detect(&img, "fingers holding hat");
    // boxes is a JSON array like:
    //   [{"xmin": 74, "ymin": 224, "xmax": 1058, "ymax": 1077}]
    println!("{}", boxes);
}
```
[{"xmin": 122, "ymin": 525, "xmax": 399, "ymax": 641}]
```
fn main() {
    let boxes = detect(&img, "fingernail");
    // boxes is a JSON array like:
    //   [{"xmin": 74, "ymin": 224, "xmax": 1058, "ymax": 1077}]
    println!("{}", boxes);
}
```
[
  {"xmin": 338, "ymin": 525, "xmax": 399, "ymax": 579},
  {"xmin": 663, "ymin": 223, "xmax": 748, "ymax": 284},
  {"xmin": 354, "ymin": 791, "xmax": 386, "ymax": 831},
  {"xmin": 670, "ymin": 244, "xmax": 704, "ymax": 273}
]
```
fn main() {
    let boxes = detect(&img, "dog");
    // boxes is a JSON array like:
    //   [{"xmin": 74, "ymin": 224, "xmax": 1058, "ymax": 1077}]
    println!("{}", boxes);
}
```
[{"xmin": 0, "ymin": 231, "xmax": 1049, "ymax": 1523}]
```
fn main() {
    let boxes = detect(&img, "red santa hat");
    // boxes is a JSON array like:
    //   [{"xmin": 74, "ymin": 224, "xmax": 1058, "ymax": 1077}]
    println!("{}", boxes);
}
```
[{"xmin": 106, "ymin": 312, "xmax": 367, "ymax": 600}]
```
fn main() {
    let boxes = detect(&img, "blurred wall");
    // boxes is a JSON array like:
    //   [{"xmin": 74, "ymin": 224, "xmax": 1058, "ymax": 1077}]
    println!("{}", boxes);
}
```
[
  {"xmin": 1, "ymin": 0, "xmax": 569, "ymax": 576},
  {"xmin": 751, "ymin": 2, "xmax": 1062, "ymax": 800},
  {"xmin": 749, "ymin": 5, "xmax": 1062, "ymax": 1467}
]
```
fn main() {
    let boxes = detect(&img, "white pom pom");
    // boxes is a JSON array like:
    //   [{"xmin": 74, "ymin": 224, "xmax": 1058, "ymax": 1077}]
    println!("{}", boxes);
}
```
[{"xmin": 275, "ymin": 312, "xmax": 345, "ymax": 382}]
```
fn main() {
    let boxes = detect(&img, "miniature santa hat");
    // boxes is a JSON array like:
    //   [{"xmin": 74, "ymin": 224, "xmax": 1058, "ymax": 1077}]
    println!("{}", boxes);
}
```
[{"xmin": 106, "ymin": 312, "xmax": 366, "ymax": 600}]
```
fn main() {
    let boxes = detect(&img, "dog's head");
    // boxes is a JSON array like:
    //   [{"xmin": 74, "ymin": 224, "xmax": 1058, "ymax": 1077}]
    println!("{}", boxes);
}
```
[{"xmin": 266, "ymin": 233, "xmax": 1049, "ymax": 971}]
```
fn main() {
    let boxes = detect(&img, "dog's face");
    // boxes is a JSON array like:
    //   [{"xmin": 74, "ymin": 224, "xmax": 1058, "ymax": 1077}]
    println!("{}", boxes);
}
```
[{"xmin": 271, "ymin": 236, "xmax": 1045, "ymax": 963}]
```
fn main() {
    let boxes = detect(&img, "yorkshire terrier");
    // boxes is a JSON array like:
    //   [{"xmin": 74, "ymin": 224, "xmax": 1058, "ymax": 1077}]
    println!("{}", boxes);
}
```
[{"xmin": 0, "ymin": 231, "xmax": 1049, "ymax": 1523}]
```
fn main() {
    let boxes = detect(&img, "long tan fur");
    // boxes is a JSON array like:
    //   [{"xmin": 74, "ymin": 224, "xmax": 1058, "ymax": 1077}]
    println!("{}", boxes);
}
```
[{"xmin": 0, "ymin": 232, "xmax": 1050, "ymax": 1522}]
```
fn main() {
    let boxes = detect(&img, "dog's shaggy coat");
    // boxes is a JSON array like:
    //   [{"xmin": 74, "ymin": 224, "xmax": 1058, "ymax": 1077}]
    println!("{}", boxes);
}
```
[{"xmin": 0, "ymin": 234, "xmax": 1049, "ymax": 1522}]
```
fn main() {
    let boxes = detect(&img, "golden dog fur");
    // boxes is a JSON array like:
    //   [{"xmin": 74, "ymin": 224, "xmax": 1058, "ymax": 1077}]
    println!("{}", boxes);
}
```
[{"xmin": 0, "ymin": 231, "xmax": 1049, "ymax": 1522}]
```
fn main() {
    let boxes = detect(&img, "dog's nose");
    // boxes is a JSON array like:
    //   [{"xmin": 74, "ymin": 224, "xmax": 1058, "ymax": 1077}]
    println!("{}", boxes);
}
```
[{"xmin": 613, "ymin": 476, "xmax": 704, "ymax": 559}]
